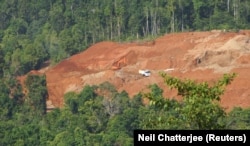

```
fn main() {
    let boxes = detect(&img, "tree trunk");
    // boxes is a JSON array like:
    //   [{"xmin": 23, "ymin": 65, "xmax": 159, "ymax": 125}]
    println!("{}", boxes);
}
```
[
  {"xmin": 181, "ymin": 9, "xmax": 184, "ymax": 32},
  {"xmin": 146, "ymin": 9, "xmax": 149, "ymax": 36},
  {"xmin": 84, "ymin": 31, "xmax": 87, "ymax": 46},
  {"xmin": 117, "ymin": 17, "xmax": 121, "ymax": 41},
  {"xmin": 171, "ymin": 11, "xmax": 175, "ymax": 32},
  {"xmin": 110, "ymin": 16, "xmax": 113, "ymax": 40}
]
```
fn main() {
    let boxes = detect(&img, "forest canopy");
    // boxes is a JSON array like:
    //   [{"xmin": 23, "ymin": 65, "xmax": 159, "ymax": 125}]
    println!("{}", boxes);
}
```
[
  {"xmin": 0, "ymin": 0, "xmax": 250, "ymax": 145},
  {"xmin": 1, "ymin": 72, "xmax": 250, "ymax": 145},
  {"xmin": 1, "ymin": 0, "xmax": 250, "ymax": 76}
]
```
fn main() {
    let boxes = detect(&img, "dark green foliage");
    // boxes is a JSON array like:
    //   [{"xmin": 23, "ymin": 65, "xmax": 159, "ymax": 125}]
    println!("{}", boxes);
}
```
[
  {"xmin": 0, "ymin": 77, "xmax": 25, "ymax": 121},
  {"xmin": 0, "ymin": 0, "xmax": 250, "ymax": 145},
  {"xmin": 25, "ymin": 74, "xmax": 48, "ymax": 115},
  {"xmin": 0, "ymin": 47, "xmax": 4, "ymax": 77},
  {"xmin": 78, "ymin": 85, "xmax": 96, "ymax": 105},
  {"xmin": 142, "ymin": 72, "xmax": 237, "ymax": 130},
  {"xmin": 140, "ymin": 84, "xmax": 184, "ymax": 129},
  {"xmin": 0, "ymin": 0, "xmax": 250, "ymax": 76},
  {"xmin": 225, "ymin": 107, "xmax": 250, "ymax": 129},
  {"xmin": 60, "ymin": 82, "xmax": 141, "ymax": 144},
  {"xmin": 64, "ymin": 92, "xmax": 78, "ymax": 114},
  {"xmin": 1, "ymin": 75, "xmax": 250, "ymax": 145},
  {"xmin": 0, "ymin": 91, "xmax": 13, "ymax": 120}
]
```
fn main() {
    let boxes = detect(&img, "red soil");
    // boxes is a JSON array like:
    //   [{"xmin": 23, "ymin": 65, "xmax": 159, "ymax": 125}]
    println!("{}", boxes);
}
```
[{"xmin": 19, "ymin": 30, "xmax": 250, "ymax": 112}]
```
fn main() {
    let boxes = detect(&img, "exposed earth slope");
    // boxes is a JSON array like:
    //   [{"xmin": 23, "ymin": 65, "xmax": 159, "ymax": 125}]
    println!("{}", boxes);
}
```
[{"xmin": 20, "ymin": 30, "xmax": 250, "ymax": 111}]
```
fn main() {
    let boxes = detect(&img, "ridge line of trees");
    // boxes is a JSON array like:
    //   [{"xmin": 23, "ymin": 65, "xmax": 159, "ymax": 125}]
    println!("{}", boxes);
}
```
[
  {"xmin": 1, "ymin": 0, "xmax": 250, "ymax": 77},
  {"xmin": 1, "ymin": 72, "xmax": 250, "ymax": 145}
]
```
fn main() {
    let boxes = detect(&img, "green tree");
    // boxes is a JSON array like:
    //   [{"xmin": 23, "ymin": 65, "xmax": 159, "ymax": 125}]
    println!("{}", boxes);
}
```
[
  {"xmin": 25, "ymin": 74, "xmax": 48, "ymax": 115},
  {"xmin": 64, "ymin": 92, "xmax": 78, "ymax": 114},
  {"xmin": 0, "ymin": 80, "xmax": 13, "ymax": 120},
  {"xmin": 226, "ymin": 107, "xmax": 250, "ymax": 129},
  {"xmin": 49, "ymin": 1, "xmax": 65, "ymax": 33},
  {"xmin": 49, "ymin": 131, "xmax": 75, "ymax": 146},
  {"xmin": 0, "ymin": 47, "xmax": 4, "ymax": 77},
  {"xmin": 143, "ymin": 72, "xmax": 236, "ymax": 129},
  {"xmin": 59, "ymin": 28, "xmax": 77, "ymax": 56}
]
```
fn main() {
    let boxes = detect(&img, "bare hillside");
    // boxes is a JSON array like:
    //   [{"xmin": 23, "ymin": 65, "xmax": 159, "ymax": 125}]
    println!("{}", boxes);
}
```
[{"xmin": 19, "ymin": 30, "xmax": 250, "ymax": 111}]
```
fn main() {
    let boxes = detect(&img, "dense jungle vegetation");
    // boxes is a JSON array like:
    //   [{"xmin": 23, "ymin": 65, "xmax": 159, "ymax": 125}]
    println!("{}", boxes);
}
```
[{"xmin": 0, "ymin": 0, "xmax": 250, "ymax": 145}]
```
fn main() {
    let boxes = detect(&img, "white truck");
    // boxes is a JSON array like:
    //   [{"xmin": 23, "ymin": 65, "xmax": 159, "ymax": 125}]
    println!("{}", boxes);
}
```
[{"xmin": 138, "ymin": 69, "xmax": 151, "ymax": 77}]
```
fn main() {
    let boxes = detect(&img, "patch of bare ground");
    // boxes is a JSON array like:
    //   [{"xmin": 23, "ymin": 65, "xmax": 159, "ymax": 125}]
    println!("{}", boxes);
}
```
[{"xmin": 18, "ymin": 30, "xmax": 250, "ymax": 112}]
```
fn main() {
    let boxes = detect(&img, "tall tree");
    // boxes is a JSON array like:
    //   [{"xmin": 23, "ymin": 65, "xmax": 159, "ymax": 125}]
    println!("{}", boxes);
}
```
[{"xmin": 0, "ymin": 47, "xmax": 4, "ymax": 77}]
